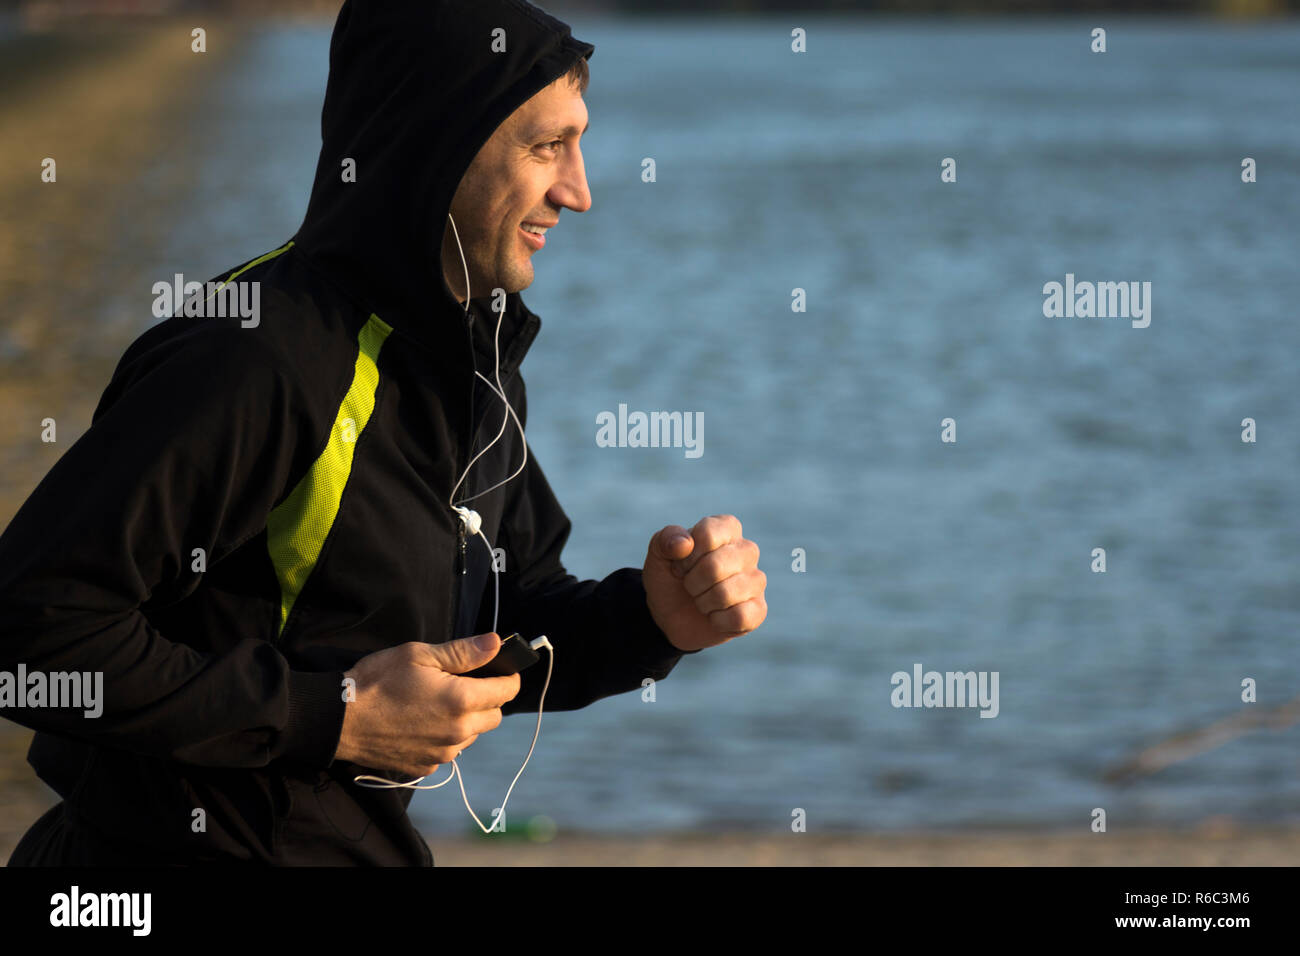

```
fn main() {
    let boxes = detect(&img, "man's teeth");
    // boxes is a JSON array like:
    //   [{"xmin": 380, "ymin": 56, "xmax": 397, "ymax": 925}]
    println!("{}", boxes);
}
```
[{"xmin": 522, "ymin": 224, "xmax": 548, "ymax": 235}]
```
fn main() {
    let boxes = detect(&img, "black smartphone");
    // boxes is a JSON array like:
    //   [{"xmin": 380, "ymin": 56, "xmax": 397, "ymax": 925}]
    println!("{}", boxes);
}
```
[{"xmin": 463, "ymin": 632, "xmax": 540, "ymax": 678}]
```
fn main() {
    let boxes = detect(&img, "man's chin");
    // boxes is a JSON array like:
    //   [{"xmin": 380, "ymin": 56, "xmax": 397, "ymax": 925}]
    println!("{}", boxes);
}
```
[{"xmin": 503, "ymin": 265, "xmax": 534, "ymax": 295}]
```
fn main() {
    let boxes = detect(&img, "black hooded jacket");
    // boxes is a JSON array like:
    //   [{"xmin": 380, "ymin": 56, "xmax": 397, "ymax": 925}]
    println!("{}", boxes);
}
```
[{"xmin": 0, "ymin": 0, "xmax": 686, "ymax": 865}]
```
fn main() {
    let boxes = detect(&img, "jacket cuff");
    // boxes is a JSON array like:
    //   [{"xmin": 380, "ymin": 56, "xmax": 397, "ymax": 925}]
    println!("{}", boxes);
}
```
[
  {"xmin": 281, "ymin": 670, "xmax": 348, "ymax": 768},
  {"xmin": 611, "ymin": 569, "xmax": 702, "ymax": 676}
]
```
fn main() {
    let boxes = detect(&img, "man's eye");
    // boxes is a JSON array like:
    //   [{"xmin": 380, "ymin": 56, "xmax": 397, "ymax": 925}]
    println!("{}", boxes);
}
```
[{"xmin": 539, "ymin": 140, "xmax": 563, "ymax": 151}]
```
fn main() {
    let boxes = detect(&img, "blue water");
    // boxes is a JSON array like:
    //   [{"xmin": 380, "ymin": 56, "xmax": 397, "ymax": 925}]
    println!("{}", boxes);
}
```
[{"xmin": 139, "ymin": 17, "xmax": 1300, "ymax": 834}]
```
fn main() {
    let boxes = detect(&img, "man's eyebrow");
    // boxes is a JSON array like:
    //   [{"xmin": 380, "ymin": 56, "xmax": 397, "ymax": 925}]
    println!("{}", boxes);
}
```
[{"xmin": 529, "ymin": 121, "xmax": 589, "ymax": 140}]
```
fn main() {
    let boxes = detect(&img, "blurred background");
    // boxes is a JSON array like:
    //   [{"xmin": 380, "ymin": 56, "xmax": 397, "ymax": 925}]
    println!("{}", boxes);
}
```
[{"xmin": 1, "ymin": 0, "xmax": 1298, "ymax": 864}]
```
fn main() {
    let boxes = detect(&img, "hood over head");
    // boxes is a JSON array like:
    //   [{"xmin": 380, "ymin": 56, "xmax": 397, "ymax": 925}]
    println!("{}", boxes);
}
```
[{"xmin": 293, "ymin": 0, "xmax": 594, "ymax": 353}]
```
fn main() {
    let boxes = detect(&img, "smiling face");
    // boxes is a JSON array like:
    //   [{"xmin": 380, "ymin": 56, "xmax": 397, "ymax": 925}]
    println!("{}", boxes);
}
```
[{"xmin": 441, "ymin": 74, "xmax": 591, "ymax": 304}]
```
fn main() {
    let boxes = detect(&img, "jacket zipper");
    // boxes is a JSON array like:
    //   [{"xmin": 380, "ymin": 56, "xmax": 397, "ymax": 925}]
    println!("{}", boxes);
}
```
[
  {"xmin": 447, "ymin": 312, "xmax": 473, "ymax": 639},
  {"xmin": 449, "ymin": 381, "xmax": 488, "ymax": 635}
]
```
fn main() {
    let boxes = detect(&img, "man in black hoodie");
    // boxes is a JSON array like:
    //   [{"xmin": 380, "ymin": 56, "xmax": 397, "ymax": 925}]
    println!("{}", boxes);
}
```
[{"xmin": 0, "ymin": 0, "xmax": 766, "ymax": 865}]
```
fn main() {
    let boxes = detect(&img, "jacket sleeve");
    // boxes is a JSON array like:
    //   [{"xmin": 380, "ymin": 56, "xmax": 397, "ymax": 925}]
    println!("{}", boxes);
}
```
[
  {"xmin": 0, "ymin": 326, "xmax": 346, "ymax": 770},
  {"xmin": 488, "ymin": 384, "xmax": 696, "ymax": 718}
]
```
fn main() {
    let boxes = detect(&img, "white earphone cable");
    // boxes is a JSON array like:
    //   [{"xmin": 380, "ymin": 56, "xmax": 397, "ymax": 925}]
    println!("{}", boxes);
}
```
[
  {"xmin": 445, "ymin": 213, "xmax": 528, "ymax": 510},
  {"xmin": 352, "ymin": 212, "xmax": 545, "ymax": 836}
]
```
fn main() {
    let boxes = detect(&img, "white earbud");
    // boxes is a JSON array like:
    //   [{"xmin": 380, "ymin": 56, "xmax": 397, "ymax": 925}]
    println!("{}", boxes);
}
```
[{"xmin": 453, "ymin": 505, "xmax": 482, "ymax": 537}]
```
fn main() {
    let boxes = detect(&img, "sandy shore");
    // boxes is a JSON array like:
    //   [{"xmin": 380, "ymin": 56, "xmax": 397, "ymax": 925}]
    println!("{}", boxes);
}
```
[
  {"xmin": 4, "ymin": 796, "xmax": 1297, "ymax": 866},
  {"xmin": 423, "ymin": 825, "xmax": 1300, "ymax": 866}
]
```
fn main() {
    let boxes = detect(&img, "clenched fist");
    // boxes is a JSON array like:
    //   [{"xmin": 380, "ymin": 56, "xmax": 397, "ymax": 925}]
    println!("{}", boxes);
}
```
[{"xmin": 643, "ymin": 514, "xmax": 767, "ymax": 653}]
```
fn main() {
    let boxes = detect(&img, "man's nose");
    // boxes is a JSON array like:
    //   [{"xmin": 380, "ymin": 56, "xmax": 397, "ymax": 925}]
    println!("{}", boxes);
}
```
[{"xmin": 552, "ymin": 152, "xmax": 591, "ymax": 213}]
